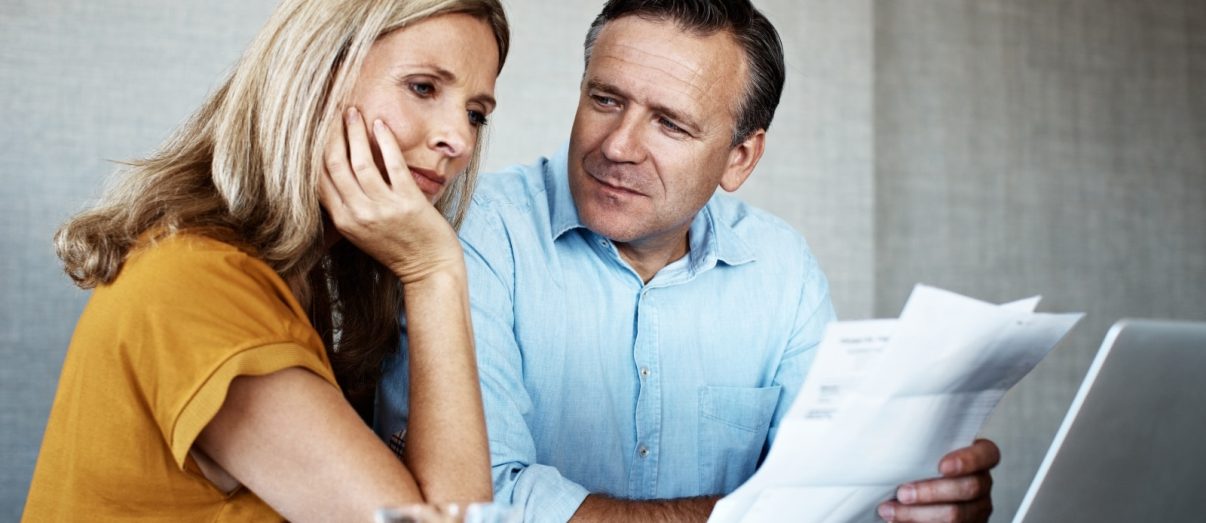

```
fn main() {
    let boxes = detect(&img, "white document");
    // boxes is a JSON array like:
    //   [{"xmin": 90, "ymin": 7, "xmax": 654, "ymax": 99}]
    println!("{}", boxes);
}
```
[{"xmin": 710, "ymin": 285, "xmax": 1082, "ymax": 523}]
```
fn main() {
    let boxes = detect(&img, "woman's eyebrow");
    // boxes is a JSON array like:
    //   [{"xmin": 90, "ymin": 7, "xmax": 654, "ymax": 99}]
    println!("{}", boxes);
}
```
[{"xmin": 396, "ymin": 62, "xmax": 496, "ymax": 110}]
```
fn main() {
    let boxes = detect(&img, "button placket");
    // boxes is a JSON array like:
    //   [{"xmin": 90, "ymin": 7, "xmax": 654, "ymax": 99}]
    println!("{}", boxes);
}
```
[{"xmin": 630, "ymin": 288, "xmax": 661, "ymax": 496}]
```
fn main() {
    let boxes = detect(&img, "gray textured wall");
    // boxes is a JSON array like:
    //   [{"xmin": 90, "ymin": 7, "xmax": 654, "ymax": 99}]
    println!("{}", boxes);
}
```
[
  {"xmin": 0, "ymin": 1, "xmax": 277, "ymax": 518},
  {"xmin": 874, "ymin": 1, "xmax": 1206, "ymax": 519},
  {"xmin": 1, "ymin": 1, "xmax": 1202, "ymax": 521}
]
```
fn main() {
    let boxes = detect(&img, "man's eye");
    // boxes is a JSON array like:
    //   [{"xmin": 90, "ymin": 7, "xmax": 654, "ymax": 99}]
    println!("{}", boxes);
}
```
[
  {"xmin": 469, "ymin": 110, "xmax": 489, "ymax": 127},
  {"xmin": 409, "ymin": 82, "xmax": 435, "ymax": 97},
  {"xmin": 591, "ymin": 94, "xmax": 618, "ymax": 107},
  {"xmin": 659, "ymin": 116, "xmax": 685, "ymax": 134}
]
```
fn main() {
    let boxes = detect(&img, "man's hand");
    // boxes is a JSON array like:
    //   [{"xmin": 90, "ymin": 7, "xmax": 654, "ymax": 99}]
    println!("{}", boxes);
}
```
[{"xmin": 877, "ymin": 438, "xmax": 1000, "ymax": 522}]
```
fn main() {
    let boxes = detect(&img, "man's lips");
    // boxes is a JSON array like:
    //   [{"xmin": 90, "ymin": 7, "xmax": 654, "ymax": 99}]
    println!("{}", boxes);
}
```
[
  {"xmin": 587, "ymin": 169, "xmax": 645, "ymax": 197},
  {"xmin": 409, "ymin": 167, "xmax": 446, "ymax": 196}
]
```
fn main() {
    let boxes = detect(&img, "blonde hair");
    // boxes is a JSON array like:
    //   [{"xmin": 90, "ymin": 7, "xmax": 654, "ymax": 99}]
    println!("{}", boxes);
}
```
[{"xmin": 54, "ymin": 0, "xmax": 510, "ymax": 400}]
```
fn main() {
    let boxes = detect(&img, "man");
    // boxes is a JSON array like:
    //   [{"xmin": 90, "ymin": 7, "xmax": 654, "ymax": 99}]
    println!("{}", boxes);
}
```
[{"xmin": 379, "ymin": 1, "xmax": 999, "ymax": 521}]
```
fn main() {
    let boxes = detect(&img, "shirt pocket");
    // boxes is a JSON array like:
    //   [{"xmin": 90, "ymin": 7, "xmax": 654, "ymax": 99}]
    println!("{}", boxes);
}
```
[{"xmin": 697, "ymin": 385, "xmax": 782, "ymax": 495}]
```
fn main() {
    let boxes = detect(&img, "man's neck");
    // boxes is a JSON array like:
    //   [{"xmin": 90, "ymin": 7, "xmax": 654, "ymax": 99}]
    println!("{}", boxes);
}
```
[{"xmin": 614, "ymin": 231, "xmax": 690, "ymax": 284}]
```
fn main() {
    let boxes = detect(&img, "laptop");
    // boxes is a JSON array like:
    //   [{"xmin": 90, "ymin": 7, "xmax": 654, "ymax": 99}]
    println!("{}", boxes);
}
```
[{"xmin": 1012, "ymin": 319, "xmax": 1206, "ymax": 523}]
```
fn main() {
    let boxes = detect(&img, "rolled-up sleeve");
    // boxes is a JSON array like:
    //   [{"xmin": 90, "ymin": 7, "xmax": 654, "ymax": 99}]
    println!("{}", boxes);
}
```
[
  {"xmin": 461, "ymin": 205, "xmax": 590, "ymax": 523},
  {"xmin": 767, "ymin": 244, "xmax": 836, "ymax": 449}
]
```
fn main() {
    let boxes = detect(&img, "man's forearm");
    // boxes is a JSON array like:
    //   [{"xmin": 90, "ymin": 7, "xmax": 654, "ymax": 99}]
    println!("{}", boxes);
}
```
[{"xmin": 569, "ymin": 494, "xmax": 719, "ymax": 522}]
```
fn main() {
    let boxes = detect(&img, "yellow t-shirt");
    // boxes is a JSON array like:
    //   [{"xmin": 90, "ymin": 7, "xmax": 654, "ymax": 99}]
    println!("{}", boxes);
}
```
[{"xmin": 24, "ymin": 233, "xmax": 338, "ymax": 522}]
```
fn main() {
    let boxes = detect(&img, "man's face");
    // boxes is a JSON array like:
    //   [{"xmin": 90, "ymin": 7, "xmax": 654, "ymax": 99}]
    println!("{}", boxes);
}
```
[{"xmin": 568, "ymin": 16, "xmax": 760, "ymax": 251}]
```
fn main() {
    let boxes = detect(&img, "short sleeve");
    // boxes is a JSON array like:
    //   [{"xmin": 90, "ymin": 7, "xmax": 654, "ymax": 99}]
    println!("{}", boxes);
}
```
[
  {"xmin": 97, "ymin": 234, "xmax": 337, "ymax": 469},
  {"xmin": 170, "ymin": 342, "xmax": 337, "ymax": 467}
]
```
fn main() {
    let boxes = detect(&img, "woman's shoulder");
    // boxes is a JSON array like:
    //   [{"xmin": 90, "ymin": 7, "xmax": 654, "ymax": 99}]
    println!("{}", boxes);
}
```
[
  {"xmin": 83, "ymin": 230, "xmax": 315, "ymax": 348},
  {"xmin": 112, "ymin": 230, "xmax": 297, "ymax": 312},
  {"xmin": 125, "ymin": 230, "xmax": 269, "ymax": 277},
  {"xmin": 128, "ymin": 229, "xmax": 255, "ymax": 263}
]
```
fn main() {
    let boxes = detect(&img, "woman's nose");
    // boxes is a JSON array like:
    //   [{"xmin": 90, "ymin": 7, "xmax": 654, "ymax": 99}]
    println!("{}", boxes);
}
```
[{"xmin": 427, "ymin": 104, "xmax": 472, "ymax": 159}]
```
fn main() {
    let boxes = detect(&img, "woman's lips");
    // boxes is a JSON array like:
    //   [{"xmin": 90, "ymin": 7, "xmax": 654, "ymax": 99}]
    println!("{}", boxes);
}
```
[{"xmin": 408, "ymin": 167, "xmax": 446, "ymax": 197}]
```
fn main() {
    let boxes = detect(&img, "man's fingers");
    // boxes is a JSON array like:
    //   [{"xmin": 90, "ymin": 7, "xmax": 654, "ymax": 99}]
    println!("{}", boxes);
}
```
[
  {"xmin": 878, "ymin": 497, "xmax": 993, "ymax": 523},
  {"xmin": 939, "ymin": 439, "xmax": 1001, "ymax": 477},
  {"xmin": 898, "ymin": 473, "xmax": 992, "ymax": 504},
  {"xmin": 879, "ymin": 439, "xmax": 998, "ymax": 522}
]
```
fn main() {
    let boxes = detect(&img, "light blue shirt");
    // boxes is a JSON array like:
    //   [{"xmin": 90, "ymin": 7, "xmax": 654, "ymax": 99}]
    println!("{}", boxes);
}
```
[{"xmin": 376, "ymin": 146, "xmax": 835, "ymax": 522}]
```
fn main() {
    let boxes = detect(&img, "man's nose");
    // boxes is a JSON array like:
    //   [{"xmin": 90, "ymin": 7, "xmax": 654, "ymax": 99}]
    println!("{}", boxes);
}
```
[{"xmin": 600, "ymin": 111, "xmax": 646, "ymax": 164}]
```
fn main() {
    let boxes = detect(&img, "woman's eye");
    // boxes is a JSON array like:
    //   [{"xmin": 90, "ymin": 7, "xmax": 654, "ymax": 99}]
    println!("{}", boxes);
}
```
[
  {"xmin": 409, "ymin": 82, "xmax": 435, "ymax": 97},
  {"xmin": 468, "ymin": 110, "xmax": 489, "ymax": 128}
]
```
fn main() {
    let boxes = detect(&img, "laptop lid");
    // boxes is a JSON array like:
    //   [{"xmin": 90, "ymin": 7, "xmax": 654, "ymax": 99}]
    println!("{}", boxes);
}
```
[{"xmin": 1012, "ymin": 319, "xmax": 1206, "ymax": 523}]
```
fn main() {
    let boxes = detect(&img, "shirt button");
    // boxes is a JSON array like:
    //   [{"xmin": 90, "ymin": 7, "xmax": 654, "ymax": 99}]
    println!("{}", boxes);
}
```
[
  {"xmin": 639, "ymin": 446, "xmax": 650, "ymax": 458},
  {"xmin": 640, "ymin": 367, "xmax": 650, "ymax": 377}
]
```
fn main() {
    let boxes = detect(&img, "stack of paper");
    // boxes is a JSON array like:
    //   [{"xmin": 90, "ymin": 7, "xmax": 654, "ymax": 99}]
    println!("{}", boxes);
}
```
[{"xmin": 709, "ymin": 285, "xmax": 1083, "ymax": 523}]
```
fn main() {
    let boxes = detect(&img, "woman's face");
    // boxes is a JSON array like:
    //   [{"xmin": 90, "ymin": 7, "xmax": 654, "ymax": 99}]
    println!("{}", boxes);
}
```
[{"xmin": 349, "ymin": 13, "xmax": 500, "ymax": 203}]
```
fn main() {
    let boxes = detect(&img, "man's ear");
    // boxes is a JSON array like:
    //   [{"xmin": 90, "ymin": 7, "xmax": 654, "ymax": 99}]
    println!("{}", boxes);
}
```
[{"xmin": 719, "ymin": 129, "xmax": 766, "ymax": 192}]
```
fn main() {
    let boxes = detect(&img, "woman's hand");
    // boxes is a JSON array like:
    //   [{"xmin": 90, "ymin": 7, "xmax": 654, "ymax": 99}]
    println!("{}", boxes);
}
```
[
  {"xmin": 318, "ymin": 107, "xmax": 464, "ymax": 284},
  {"xmin": 315, "ymin": 107, "xmax": 491, "ymax": 502}
]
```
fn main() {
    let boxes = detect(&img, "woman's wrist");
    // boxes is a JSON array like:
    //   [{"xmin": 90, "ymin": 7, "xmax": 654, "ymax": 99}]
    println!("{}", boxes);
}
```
[{"xmin": 397, "ymin": 262, "xmax": 468, "ymax": 291}]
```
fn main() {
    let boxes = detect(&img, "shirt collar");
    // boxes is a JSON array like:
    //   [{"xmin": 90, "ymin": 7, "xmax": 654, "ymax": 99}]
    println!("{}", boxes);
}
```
[
  {"xmin": 546, "ymin": 142, "xmax": 756, "ymax": 270},
  {"xmin": 546, "ymin": 143, "xmax": 584, "ymax": 240},
  {"xmin": 687, "ymin": 196, "xmax": 756, "ymax": 272}
]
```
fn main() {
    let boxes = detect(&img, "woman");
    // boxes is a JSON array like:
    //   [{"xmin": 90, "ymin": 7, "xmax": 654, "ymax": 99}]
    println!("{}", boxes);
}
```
[{"xmin": 24, "ymin": 0, "xmax": 508, "ymax": 520}]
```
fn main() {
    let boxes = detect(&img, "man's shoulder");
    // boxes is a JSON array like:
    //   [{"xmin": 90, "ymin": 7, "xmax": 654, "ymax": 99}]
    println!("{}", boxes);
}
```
[
  {"xmin": 706, "ymin": 193, "xmax": 814, "ymax": 253},
  {"xmin": 705, "ymin": 194, "xmax": 831, "ymax": 311},
  {"xmin": 470, "ymin": 156, "xmax": 557, "ymax": 212},
  {"xmin": 460, "ymin": 154, "xmax": 565, "ymax": 245}
]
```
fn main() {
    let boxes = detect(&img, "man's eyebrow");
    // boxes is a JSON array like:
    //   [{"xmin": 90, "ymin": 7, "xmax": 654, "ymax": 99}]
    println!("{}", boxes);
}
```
[
  {"xmin": 584, "ymin": 79, "xmax": 623, "ymax": 96},
  {"xmin": 399, "ymin": 62, "xmax": 497, "ymax": 111},
  {"xmin": 651, "ymin": 101, "xmax": 700, "ymax": 134},
  {"xmin": 584, "ymin": 79, "xmax": 701, "ymax": 133}
]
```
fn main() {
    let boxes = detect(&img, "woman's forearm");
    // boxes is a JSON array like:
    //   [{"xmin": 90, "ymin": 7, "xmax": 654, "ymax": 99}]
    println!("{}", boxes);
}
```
[
  {"xmin": 197, "ymin": 368, "xmax": 424, "ymax": 522},
  {"xmin": 399, "ymin": 264, "xmax": 493, "ymax": 502}
]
